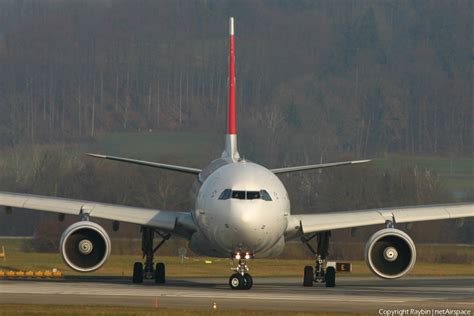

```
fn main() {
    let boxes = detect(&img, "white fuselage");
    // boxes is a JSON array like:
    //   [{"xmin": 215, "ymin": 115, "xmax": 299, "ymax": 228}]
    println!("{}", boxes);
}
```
[{"xmin": 189, "ymin": 159, "xmax": 290, "ymax": 258}]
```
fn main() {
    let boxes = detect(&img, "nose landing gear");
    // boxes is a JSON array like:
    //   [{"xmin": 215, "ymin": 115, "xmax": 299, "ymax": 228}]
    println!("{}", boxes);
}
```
[{"xmin": 229, "ymin": 251, "xmax": 253, "ymax": 290}]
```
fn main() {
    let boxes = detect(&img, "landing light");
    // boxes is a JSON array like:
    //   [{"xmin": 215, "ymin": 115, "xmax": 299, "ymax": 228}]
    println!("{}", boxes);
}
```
[{"xmin": 234, "ymin": 251, "xmax": 253, "ymax": 260}]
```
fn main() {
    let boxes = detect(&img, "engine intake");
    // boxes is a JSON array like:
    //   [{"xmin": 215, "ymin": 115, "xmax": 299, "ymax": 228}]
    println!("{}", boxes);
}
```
[
  {"xmin": 60, "ymin": 221, "xmax": 111, "ymax": 272},
  {"xmin": 365, "ymin": 228, "xmax": 416, "ymax": 279}
]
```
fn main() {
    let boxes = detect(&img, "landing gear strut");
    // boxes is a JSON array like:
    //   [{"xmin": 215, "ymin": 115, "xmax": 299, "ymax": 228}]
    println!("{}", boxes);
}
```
[
  {"xmin": 132, "ymin": 227, "xmax": 170, "ymax": 284},
  {"xmin": 229, "ymin": 251, "xmax": 253, "ymax": 290},
  {"xmin": 301, "ymin": 231, "xmax": 335, "ymax": 288}
]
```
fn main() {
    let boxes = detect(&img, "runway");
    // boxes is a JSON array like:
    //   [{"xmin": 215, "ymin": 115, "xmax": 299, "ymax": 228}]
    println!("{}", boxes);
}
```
[{"xmin": 1, "ymin": 276, "xmax": 473, "ymax": 313}]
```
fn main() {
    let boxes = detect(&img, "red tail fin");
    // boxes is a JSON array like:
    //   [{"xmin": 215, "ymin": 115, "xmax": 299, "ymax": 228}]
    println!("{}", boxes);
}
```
[
  {"xmin": 223, "ymin": 17, "xmax": 239, "ymax": 160},
  {"xmin": 227, "ymin": 17, "xmax": 236, "ymax": 135}
]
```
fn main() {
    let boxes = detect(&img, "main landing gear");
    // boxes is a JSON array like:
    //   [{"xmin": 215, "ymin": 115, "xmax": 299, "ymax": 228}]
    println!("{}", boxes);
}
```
[
  {"xmin": 301, "ymin": 231, "xmax": 336, "ymax": 288},
  {"xmin": 132, "ymin": 227, "xmax": 170, "ymax": 284},
  {"xmin": 229, "ymin": 251, "xmax": 253, "ymax": 290}
]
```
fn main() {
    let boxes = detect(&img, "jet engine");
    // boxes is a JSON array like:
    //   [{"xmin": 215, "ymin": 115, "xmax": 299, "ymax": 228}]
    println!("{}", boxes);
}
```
[
  {"xmin": 60, "ymin": 221, "xmax": 111, "ymax": 272},
  {"xmin": 365, "ymin": 228, "xmax": 416, "ymax": 279}
]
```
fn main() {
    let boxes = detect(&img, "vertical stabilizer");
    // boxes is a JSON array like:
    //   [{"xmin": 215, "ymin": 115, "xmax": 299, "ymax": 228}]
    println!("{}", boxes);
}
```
[{"xmin": 223, "ymin": 17, "xmax": 240, "ymax": 160}]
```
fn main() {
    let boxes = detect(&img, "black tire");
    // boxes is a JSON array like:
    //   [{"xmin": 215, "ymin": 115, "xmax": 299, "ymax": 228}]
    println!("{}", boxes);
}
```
[
  {"xmin": 243, "ymin": 273, "xmax": 253, "ymax": 290},
  {"xmin": 132, "ymin": 262, "xmax": 143, "ymax": 284},
  {"xmin": 303, "ymin": 266, "xmax": 313, "ymax": 287},
  {"xmin": 325, "ymin": 267, "xmax": 336, "ymax": 288},
  {"xmin": 229, "ymin": 273, "xmax": 245, "ymax": 290},
  {"xmin": 155, "ymin": 262, "xmax": 165, "ymax": 284}
]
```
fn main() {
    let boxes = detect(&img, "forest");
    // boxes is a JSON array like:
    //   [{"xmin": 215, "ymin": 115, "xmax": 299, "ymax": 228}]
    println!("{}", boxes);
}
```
[
  {"xmin": 0, "ymin": 1, "xmax": 472, "ymax": 244},
  {"xmin": 0, "ymin": 0, "xmax": 471, "ymax": 159}
]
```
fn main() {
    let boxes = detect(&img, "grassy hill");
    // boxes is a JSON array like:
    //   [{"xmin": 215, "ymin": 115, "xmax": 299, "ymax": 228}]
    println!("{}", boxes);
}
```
[{"xmin": 94, "ymin": 132, "xmax": 473, "ymax": 197}]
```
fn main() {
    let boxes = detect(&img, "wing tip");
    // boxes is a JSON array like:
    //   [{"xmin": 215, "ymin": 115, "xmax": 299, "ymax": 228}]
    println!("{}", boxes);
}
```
[
  {"xmin": 86, "ymin": 153, "xmax": 106, "ymax": 159},
  {"xmin": 352, "ymin": 159, "xmax": 372, "ymax": 164}
]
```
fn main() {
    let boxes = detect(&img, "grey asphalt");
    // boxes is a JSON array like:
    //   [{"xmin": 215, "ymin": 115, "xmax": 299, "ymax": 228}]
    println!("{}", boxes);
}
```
[{"xmin": 0, "ymin": 276, "xmax": 473, "ymax": 313}]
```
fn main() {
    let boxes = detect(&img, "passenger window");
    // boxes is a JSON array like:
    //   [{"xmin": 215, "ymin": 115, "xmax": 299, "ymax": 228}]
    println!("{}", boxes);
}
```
[
  {"xmin": 246, "ymin": 191, "xmax": 261, "ymax": 200},
  {"xmin": 260, "ymin": 190, "xmax": 272, "ymax": 201},
  {"xmin": 218, "ymin": 189, "xmax": 231, "ymax": 200},
  {"xmin": 231, "ymin": 191, "xmax": 246, "ymax": 200}
]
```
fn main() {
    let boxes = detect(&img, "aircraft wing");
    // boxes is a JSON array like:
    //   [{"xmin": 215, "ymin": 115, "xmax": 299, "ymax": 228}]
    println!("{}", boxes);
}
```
[
  {"xmin": 0, "ymin": 191, "xmax": 197, "ymax": 237},
  {"xmin": 87, "ymin": 154, "xmax": 202, "ymax": 175},
  {"xmin": 270, "ymin": 159, "xmax": 371, "ymax": 174},
  {"xmin": 287, "ymin": 203, "xmax": 474, "ymax": 236}
]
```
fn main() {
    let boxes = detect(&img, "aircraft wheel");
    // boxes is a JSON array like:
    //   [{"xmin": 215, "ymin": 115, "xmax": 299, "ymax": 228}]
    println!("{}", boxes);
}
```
[
  {"xmin": 303, "ymin": 265, "xmax": 313, "ymax": 287},
  {"xmin": 229, "ymin": 273, "xmax": 245, "ymax": 290},
  {"xmin": 325, "ymin": 267, "xmax": 336, "ymax": 288},
  {"xmin": 155, "ymin": 262, "xmax": 166, "ymax": 284},
  {"xmin": 132, "ymin": 262, "xmax": 143, "ymax": 284},
  {"xmin": 243, "ymin": 273, "xmax": 253, "ymax": 290}
]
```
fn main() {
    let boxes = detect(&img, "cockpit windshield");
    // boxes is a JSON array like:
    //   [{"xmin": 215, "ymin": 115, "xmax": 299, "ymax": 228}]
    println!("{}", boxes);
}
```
[
  {"xmin": 246, "ymin": 191, "xmax": 260, "ymax": 200},
  {"xmin": 218, "ymin": 189, "xmax": 272, "ymax": 201},
  {"xmin": 231, "ymin": 191, "xmax": 246, "ymax": 200}
]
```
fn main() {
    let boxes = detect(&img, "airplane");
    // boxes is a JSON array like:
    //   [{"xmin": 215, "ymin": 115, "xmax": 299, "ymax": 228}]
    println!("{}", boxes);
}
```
[{"xmin": 1, "ymin": 17, "xmax": 473, "ymax": 290}]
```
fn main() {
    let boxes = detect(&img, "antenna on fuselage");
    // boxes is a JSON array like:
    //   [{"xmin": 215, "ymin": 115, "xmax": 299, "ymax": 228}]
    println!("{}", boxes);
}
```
[{"xmin": 222, "ymin": 17, "xmax": 240, "ymax": 161}]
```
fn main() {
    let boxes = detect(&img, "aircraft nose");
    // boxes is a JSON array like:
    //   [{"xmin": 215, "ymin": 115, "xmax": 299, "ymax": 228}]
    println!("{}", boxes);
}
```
[
  {"xmin": 227, "ymin": 202, "xmax": 272, "ymax": 250},
  {"xmin": 231, "ymin": 202, "xmax": 259, "ymax": 227},
  {"xmin": 238, "ymin": 207, "xmax": 257, "ymax": 225}
]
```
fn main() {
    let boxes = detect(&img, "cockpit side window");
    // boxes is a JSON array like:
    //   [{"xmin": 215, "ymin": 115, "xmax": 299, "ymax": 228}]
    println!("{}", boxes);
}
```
[
  {"xmin": 231, "ymin": 190, "xmax": 246, "ymax": 200},
  {"xmin": 218, "ymin": 189, "xmax": 232, "ymax": 200},
  {"xmin": 246, "ymin": 191, "xmax": 261, "ymax": 200},
  {"xmin": 260, "ymin": 190, "xmax": 273, "ymax": 201}
]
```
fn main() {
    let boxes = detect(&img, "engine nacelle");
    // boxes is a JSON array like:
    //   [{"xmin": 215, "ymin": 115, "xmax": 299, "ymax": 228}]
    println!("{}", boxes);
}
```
[
  {"xmin": 60, "ymin": 221, "xmax": 111, "ymax": 272},
  {"xmin": 365, "ymin": 228, "xmax": 416, "ymax": 279}
]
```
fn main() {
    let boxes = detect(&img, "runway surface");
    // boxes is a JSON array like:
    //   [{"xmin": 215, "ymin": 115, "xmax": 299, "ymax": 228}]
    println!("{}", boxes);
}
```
[{"xmin": 1, "ymin": 276, "xmax": 473, "ymax": 313}]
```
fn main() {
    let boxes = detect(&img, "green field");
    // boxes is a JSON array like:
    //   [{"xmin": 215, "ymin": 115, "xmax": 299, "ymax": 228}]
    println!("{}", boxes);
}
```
[
  {"xmin": 95, "ymin": 132, "xmax": 220, "ymax": 161},
  {"xmin": 375, "ymin": 156, "xmax": 473, "ymax": 193},
  {"xmin": 3, "ymin": 238, "xmax": 474, "ymax": 263},
  {"xmin": 376, "ymin": 156, "xmax": 473, "ymax": 174},
  {"xmin": 2, "ymin": 254, "xmax": 473, "ymax": 278}
]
